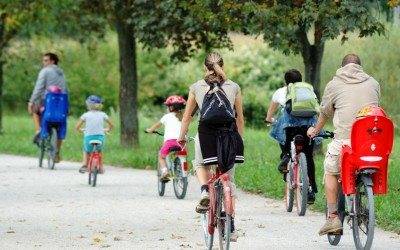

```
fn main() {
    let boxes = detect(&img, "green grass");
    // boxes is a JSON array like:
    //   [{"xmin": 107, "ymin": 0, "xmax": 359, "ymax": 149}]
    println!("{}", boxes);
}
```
[{"xmin": 1, "ymin": 114, "xmax": 399, "ymax": 233}]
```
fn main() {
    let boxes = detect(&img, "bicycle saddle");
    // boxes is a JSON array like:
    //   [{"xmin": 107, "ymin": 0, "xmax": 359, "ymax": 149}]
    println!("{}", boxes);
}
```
[
  {"xmin": 89, "ymin": 140, "xmax": 102, "ymax": 145},
  {"xmin": 169, "ymin": 146, "xmax": 182, "ymax": 152}
]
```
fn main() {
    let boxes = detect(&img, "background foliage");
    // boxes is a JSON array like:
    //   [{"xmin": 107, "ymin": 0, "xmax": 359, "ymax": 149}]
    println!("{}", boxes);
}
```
[{"xmin": 3, "ymin": 25, "xmax": 400, "ymax": 127}]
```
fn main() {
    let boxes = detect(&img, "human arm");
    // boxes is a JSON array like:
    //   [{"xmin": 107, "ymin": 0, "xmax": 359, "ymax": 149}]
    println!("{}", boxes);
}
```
[
  {"xmin": 307, "ymin": 114, "xmax": 328, "ymax": 138},
  {"xmin": 105, "ymin": 118, "xmax": 113, "ymax": 132},
  {"xmin": 177, "ymin": 92, "xmax": 196, "ymax": 145},
  {"xmin": 29, "ymin": 69, "xmax": 47, "ymax": 104},
  {"xmin": 265, "ymin": 101, "xmax": 279, "ymax": 124},
  {"xmin": 75, "ymin": 119, "xmax": 84, "ymax": 132},
  {"xmin": 234, "ymin": 91, "xmax": 244, "ymax": 137},
  {"xmin": 145, "ymin": 121, "xmax": 162, "ymax": 133}
]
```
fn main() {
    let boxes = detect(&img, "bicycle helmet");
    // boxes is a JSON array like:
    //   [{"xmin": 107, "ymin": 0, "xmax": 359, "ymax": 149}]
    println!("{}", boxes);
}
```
[
  {"xmin": 86, "ymin": 95, "xmax": 103, "ymax": 110},
  {"xmin": 357, "ymin": 105, "xmax": 387, "ymax": 118},
  {"xmin": 47, "ymin": 85, "xmax": 62, "ymax": 93},
  {"xmin": 164, "ymin": 95, "xmax": 186, "ymax": 110}
]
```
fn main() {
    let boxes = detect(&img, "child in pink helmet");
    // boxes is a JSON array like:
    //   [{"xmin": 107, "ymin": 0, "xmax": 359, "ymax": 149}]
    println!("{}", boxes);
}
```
[{"xmin": 146, "ymin": 95, "xmax": 186, "ymax": 182}]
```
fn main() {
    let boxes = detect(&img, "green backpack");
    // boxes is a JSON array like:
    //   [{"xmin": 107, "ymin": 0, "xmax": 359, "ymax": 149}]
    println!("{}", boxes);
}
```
[{"xmin": 285, "ymin": 82, "xmax": 320, "ymax": 117}]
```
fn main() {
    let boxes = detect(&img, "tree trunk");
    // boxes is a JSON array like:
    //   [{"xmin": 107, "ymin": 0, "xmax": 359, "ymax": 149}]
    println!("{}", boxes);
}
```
[
  {"xmin": 115, "ymin": 0, "xmax": 139, "ymax": 147},
  {"xmin": 0, "ymin": 58, "xmax": 3, "ymax": 134}
]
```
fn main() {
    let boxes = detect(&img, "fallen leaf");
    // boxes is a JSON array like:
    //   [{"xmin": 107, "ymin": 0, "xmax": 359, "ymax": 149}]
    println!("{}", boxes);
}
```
[
  {"xmin": 113, "ymin": 236, "xmax": 121, "ymax": 241},
  {"xmin": 93, "ymin": 237, "xmax": 103, "ymax": 244},
  {"xmin": 6, "ymin": 230, "xmax": 15, "ymax": 234}
]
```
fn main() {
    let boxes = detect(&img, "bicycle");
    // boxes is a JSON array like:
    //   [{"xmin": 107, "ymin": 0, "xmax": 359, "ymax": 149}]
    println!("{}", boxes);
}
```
[
  {"xmin": 87, "ymin": 139, "xmax": 102, "ymax": 187},
  {"xmin": 317, "ymin": 113, "xmax": 394, "ymax": 250},
  {"xmin": 145, "ymin": 130, "xmax": 192, "ymax": 199},
  {"xmin": 38, "ymin": 124, "xmax": 58, "ymax": 170},
  {"xmin": 284, "ymin": 128, "xmax": 313, "ymax": 216},
  {"xmin": 202, "ymin": 167, "xmax": 233, "ymax": 250}
]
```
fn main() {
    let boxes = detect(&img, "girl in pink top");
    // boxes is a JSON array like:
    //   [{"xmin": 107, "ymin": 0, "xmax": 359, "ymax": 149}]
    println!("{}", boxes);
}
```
[{"xmin": 146, "ymin": 95, "xmax": 186, "ymax": 182}]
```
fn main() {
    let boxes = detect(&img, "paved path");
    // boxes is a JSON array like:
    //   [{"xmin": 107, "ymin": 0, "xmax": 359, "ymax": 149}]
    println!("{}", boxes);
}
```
[{"xmin": 0, "ymin": 154, "xmax": 399, "ymax": 249}]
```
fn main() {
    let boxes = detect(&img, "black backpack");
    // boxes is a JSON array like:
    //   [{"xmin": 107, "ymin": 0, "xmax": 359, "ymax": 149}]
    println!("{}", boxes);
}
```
[{"xmin": 199, "ymin": 82, "xmax": 235, "ymax": 126}]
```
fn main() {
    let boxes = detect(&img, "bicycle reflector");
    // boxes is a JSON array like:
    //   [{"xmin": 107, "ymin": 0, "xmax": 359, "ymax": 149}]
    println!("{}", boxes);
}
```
[
  {"xmin": 183, "ymin": 162, "xmax": 188, "ymax": 172},
  {"xmin": 294, "ymin": 135, "xmax": 304, "ymax": 151}
]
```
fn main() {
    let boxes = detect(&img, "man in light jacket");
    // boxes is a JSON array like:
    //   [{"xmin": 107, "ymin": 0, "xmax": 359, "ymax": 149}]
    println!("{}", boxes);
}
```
[{"xmin": 307, "ymin": 54, "xmax": 380, "ymax": 235}]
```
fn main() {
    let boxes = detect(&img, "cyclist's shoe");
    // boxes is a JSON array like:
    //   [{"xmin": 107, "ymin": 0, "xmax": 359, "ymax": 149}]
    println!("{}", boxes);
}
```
[
  {"xmin": 55, "ymin": 152, "xmax": 61, "ymax": 163},
  {"xmin": 278, "ymin": 154, "xmax": 290, "ymax": 173},
  {"xmin": 199, "ymin": 190, "xmax": 210, "ymax": 207},
  {"xmin": 99, "ymin": 168, "xmax": 105, "ymax": 174},
  {"xmin": 79, "ymin": 165, "xmax": 88, "ymax": 174},
  {"xmin": 195, "ymin": 204, "xmax": 208, "ymax": 214},
  {"xmin": 33, "ymin": 132, "xmax": 41, "ymax": 146},
  {"xmin": 307, "ymin": 191, "xmax": 316, "ymax": 204},
  {"xmin": 230, "ymin": 231, "xmax": 239, "ymax": 242},
  {"xmin": 160, "ymin": 172, "xmax": 170, "ymax": 183},
  {"xmin": 318, "ymin": 216, "xmax": 342, "ymax": 236}
]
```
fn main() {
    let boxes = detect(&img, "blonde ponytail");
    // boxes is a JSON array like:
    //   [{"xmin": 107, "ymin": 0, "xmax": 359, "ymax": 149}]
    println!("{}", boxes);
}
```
[{"xmin": 204, "ymin": 52, "xmax": 227, "ymax": 84}]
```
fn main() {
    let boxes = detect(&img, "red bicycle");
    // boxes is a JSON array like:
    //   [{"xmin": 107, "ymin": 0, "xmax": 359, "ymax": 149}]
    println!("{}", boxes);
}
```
[
  {"xmin": 202, "ymin": 168, "xmax": 233, "ymax": 250},
  {"xmin": 87, "ymin": 139, "xmax": 102, "ymax": 187}
]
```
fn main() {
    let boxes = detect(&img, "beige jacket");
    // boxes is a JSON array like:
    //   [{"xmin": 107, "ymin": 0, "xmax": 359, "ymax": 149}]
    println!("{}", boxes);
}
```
[{"xmin": 320, "ymin": 63, "xmax": 380, "ymax": 139}]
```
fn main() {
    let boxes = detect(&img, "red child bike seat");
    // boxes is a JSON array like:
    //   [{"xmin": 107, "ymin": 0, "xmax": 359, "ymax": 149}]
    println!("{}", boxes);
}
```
[{"xmin": 341, "ymin": 110, "xmax": 394, "ymax": 195}]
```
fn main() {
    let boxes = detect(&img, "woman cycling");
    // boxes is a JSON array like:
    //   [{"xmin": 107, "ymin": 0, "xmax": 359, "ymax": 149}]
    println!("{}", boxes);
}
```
[
  {"xmin": 146, "ymin": 95, "xmax": 186, "ymax": 182},
  {"xmin": 177, "ymin": 52, "xmax": 244, "ymax": 240}
]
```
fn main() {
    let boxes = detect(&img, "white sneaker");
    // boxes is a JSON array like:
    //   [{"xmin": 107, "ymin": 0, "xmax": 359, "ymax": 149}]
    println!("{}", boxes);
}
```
[
  {"xmin": 160, "ymin": 171, "xmax": 170, "ymax": 182},
  {"xmin": 230, "ymin": 231, "xmax": 239, "ymax": 242},
  {"xmin": 199, "ymin": 190, "xmax": 210, "ymax": 206}
]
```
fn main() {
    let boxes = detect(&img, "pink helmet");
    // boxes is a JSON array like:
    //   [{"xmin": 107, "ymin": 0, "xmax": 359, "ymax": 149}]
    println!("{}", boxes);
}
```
[
  {"xmin": 47, "ymin": 85, "xmax": 62, "ymax": 93},
  {"xmin": 357, "ymin": 105, "xmax": 387, "ymax": 118},
  {"xmin": 164, "ymin": 95, "xmax": 186, "ymax": 106}
]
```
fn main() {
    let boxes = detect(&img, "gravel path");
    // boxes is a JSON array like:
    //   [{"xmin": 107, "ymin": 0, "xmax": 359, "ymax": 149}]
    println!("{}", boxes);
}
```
[{"xmin": 0, "ymin": 154, "xmax": 399, "ymax": 249}]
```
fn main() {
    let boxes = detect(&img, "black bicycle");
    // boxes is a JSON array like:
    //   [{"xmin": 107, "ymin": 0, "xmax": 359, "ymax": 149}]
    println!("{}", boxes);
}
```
[{"xmin": 38, "ymin": 125, "xmax": 58, "ymax": 170}]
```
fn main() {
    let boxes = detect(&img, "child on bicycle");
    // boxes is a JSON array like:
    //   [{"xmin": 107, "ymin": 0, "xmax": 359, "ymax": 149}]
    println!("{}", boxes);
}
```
[
  {"xmin": 76, "ymin": 95, "xmax": 113, "ymax": 174},
  {"xmin": 146, "ymin": 95, "xmax": 186, "ymax": 182}
]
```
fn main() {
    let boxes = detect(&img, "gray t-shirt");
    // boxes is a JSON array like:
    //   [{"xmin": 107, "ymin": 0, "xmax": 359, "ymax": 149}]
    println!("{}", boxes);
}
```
[
  {"xmin": 189, "ymin": 79, "xmax": 241, "ymax": 110},
  {"xmin": 30, "ymin": 65, "xmax": 68, "ymax": 104},
  {"xmin": 80, "ymin": 111, "xmax": 109, "ymax": 136}
]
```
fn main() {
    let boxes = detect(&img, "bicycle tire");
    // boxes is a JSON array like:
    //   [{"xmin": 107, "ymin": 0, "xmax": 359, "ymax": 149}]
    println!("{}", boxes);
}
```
[
  {"xmin": 202, "ymin": 212, "xmax": 214, "ymax": 250},
  {"xmin": 157, "ymin": 160, "xmax": 166, "ymax": 196},
  {"xmin": 285, "ymin": 160, "xmax": 294, "ymax": 212},
  {"xmin": 38, "ymin": 138, "xmax": 45, "ymax": 168},
  {"xmin": 173, "ymin": 157, "xmax": 188, "ymax": 199},
  {"xmin": 352, "ymin": 176, "xmax": 375, "ymax": 250},
  {"xmin": 296, "ymin": 152, "xmax": 308, "ymax": 216},
  {"xmin": 217, "ymin": 182, "xmax": 231, "ymax": 250},
  {"xmin": 47, "ymin": 128, "xmax": 57, "ymax": 170},
  {"xmin": 92, "ymin": 166, "xmax": 98, "ymax": 187}
]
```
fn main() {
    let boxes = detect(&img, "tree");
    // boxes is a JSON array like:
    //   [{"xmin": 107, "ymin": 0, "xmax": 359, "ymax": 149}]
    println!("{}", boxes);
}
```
[
  {"xmin": 243, "ymin": 0, "xmax": 397, "ymax": 98},
  {"xmin": 0, "ymin": 1, "xmax": 45, "ymax": 133},
  {"xmin": 73, "ymin": 0, "xmax": 233, "ymax": 147}
]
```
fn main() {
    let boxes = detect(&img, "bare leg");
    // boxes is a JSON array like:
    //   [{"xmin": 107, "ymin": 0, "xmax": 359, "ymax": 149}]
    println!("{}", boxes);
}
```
[
  {"xmin": 196, "ymin": 166, "xmax": 210, "ymax": 186},
  {"xmin": 325, "ymin": 174, "xmax": 339, "ymax": 216},
  {"xmin": 158, "ymin": 155, "xmax": 167, "ymax": 170},
  {"xmin": 57, "ymin": 140, "xmax": 63, "ymax": 152},
  {"xmin": 32, "ymin": 113, "xmax": 41, "ymax": 133}
]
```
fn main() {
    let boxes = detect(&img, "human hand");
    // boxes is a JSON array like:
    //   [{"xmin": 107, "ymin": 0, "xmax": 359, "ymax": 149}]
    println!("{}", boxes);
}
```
[
  {"xmin": 28, "ymin": 103, "xmax": 34, "ymax": 114},
  {"xmin": 307, "ymin": 126, "xmax": 317, "ymax": 138},
  {"xmin": 176, "ymin": 136, "xmax": 187, "ymax": 148}
]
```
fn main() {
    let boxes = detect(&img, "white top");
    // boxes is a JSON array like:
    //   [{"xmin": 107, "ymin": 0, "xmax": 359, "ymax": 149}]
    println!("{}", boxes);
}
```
[
  {"xmin": 80, "ymin": 111, "xmax": 109, "ymax": 136},
  {"xmin": 272, "ymin": 86, "xmax": 287, "ymax": 107},
  {"xmin": 160, "ymin": 112, "xmax": 181, "ymax": 142}
]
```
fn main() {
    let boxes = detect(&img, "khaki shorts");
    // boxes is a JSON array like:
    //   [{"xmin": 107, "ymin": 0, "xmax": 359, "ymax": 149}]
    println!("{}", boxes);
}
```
[
  {"xmin": 324, "ymin": 139, "xmax": 350, "ymax": 175},
  {"xmin": 192, "ymin": 133, "xmax": 237, "ymax": 197}
]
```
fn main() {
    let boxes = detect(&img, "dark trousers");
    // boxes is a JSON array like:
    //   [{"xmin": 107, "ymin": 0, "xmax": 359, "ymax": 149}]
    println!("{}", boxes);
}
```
[{"xmin": 284, "ymin": 126, "xmax": 317, "ymax": 193}]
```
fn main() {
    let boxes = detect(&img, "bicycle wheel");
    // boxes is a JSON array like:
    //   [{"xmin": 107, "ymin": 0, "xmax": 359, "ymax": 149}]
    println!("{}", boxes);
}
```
[
  {"xmin": 172, "ymin": 157, "xmax": 188, "ymax": 199},
  {"xmin": 327, "ymin": 185, "xmax": 345, "ymax": 245},
  {"xmin": 217, "ymin": 182, "xmax": 231, "ymax": 250},
  {"xmin": 38, "ymin": 138, "xmax": 45, "ymax": 168},
  {"xmin": 157, "ymin": 160, "xmax": 166, "ymax": 196},
  {"xmin": 285, "ymin": 161, "xmax": 294, "ymax": 212},
  {"xmin": 295, "ymin": 152, "xmax": 308, "ymax": 216},
  {"xmin": 202, "ymin": 212, "xmax": 214, "ymax": 250},
  {"xmin": 352, "ymin": 176, "xmax": 375, "ymax": 250},
  {"xmin": 47, "ymin": 128, "xmax": 57, "ymax": 170},
  {"xmin": 91, "ymin": 166, "xmax": 98, "ymax": 187}
]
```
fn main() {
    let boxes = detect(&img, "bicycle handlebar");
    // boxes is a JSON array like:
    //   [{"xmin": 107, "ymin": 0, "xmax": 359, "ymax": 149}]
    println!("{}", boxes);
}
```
[{"xmin": 314, "ymin": 131, "xmax": 334, "ymax": 139}]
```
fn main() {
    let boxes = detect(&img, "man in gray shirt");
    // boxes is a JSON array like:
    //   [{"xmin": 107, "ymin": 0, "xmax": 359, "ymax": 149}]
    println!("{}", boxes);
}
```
[{"xmin": 28, "ymin": 53, "xmax": 68, "ymax": 162}]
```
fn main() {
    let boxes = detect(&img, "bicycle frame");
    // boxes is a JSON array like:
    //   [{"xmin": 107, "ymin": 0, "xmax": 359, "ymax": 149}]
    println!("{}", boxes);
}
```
[
  {"xmin": 207, "ymin": 168, "xmax": 233, "ymax": 235},
  {"xmin": 88, "ymin": 144, "xmax": 101, "ymax": 173}
]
